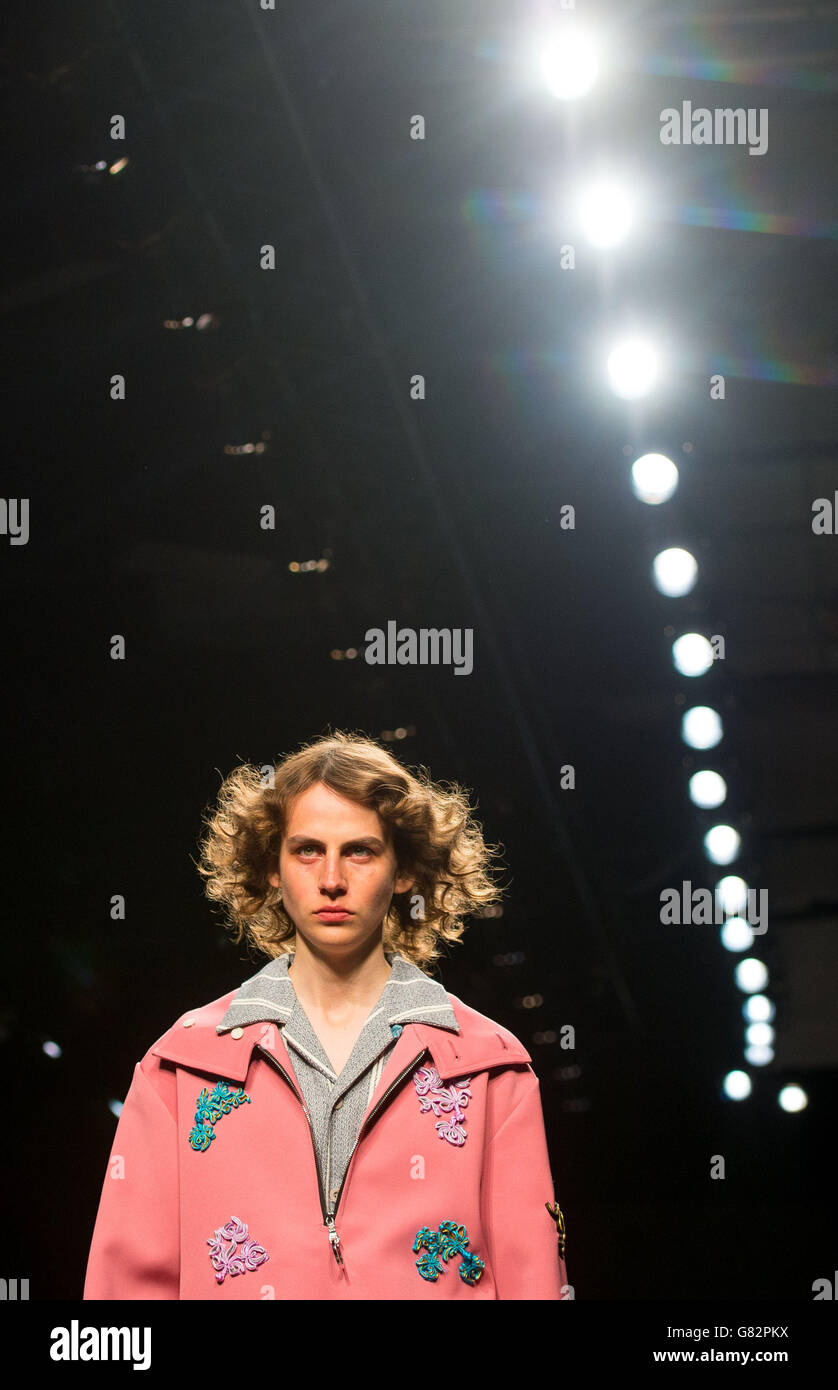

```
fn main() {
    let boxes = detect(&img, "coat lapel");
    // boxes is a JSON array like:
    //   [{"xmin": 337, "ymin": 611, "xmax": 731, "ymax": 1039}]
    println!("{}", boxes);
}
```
[
  {"xmin": 151, "ymin": 1009, "xmax": 299, "ymax": 1091},
  {"xmin": 359, "ymin": 1006, "xmax": 532, "ymax": 1129},
  {"xmin": 149, "ymin": 990, "xmax": 531, "ymax": 1102}
]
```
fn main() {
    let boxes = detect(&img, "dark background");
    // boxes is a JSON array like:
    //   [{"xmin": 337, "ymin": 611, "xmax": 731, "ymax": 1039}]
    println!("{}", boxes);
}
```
[{"xmin": 2, "ymin": 0, "xmax": 837, "ymax": 1299}]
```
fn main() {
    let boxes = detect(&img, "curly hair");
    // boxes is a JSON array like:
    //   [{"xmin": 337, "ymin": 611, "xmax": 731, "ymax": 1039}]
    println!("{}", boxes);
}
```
[{"xmin": 195, "ymin": 731, "xmax": 507, "ymax": 972}]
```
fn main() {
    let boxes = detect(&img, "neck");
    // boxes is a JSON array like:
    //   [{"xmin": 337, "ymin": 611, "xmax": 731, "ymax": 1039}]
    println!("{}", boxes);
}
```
[{"xmin": 287, "ymin": 934, "xmax": 392, "ymax": 1015}]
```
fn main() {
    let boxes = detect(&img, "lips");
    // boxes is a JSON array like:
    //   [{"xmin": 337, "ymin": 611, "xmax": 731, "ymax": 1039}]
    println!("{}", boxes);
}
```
[{"xmin": 315, "ymin": 909, "xmax": 353, "ymax": 920}]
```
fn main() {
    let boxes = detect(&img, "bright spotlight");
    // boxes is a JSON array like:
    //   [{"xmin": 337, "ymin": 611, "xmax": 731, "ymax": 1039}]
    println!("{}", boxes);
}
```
[
  {"xmin": 722, "ymin": 1069, "xmax": 752, "ymax": 1100},
  {"xmin": 672, "ymin": 633, "xmax": 714, "ymax": 676},
  {"xmin": 778, "ymin": 1084, "xmax": 807, "ymax": 1113},
  {"xmin": 721, "ymin": 916, "xmax": 753, "ymax": 952},
  {"xmin": 652, "ymin": 547, "xmax": 698, "ymax": 597},
  {"xmin": 607, "ymin": 338, "xmax": 659, "ymax": 398},
  {"xmin": 716, "ymin": 875, "xmax": 748, "ymax": 916},
  {"xmin": 745, "ymin": 1044, "xmax": 774, "ymax": 1067},
  {"xmin": 689, "ymin": 770, "xmax": 727, "ymax": 808},
  {"xmin": 681, "ymin": 705, "xmax": 722, "ymax": 749},
  {"xmin": 579, "ymin": 180, "xmax": 632, "ymax": 247},
  {"xmin": 542, "ymin": 30, "xmax": 599, "ymax": 100},
  {"xmin": 743, "ymin": 994, "xmax": 775, "ymax": 1023},
  {"xmin": 42, "ymin": 1040, "xmax": 62, "ymax": 1059},
  {"xmin": 704, "ymin": 823, "xmax": 741, "ymax": 864},
  {"xmin": 735, "ymin": 957, "xmax": 769, "ymax": 993},
  {"xmin": 746, "ymin": 1022, "xmax": 774, "ymax": 1047},
  {"xmin": 631, "ymin": 453, "xmax": 678, "ymax": 505}
]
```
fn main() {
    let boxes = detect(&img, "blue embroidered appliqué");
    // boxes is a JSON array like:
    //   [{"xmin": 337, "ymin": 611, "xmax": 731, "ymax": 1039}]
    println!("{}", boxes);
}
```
[
  {"xmin": 412, "ymin": 1221, "xmax": 485, "ymax": 1285},
  {"xmin": 188, "ymin": 1081, "xmax": 251, "ymax": 1151}
]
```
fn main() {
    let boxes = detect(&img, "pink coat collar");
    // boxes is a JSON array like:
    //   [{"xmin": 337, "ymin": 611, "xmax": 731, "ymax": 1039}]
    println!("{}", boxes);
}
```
[{"xmin": 150, "ymin": 988, "xmax": 531, "ymax": 1087}]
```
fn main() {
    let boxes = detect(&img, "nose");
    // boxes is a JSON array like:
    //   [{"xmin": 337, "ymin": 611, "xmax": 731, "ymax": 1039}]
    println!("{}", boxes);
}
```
[{"xmin": 319, "ymin": 851, "xmax": 348, "ymax": 897}]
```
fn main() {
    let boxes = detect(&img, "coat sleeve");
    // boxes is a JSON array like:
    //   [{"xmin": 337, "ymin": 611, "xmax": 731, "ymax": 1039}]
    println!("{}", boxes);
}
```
[
  {"xmin": 481, "ymin": 1064, "xmax": 571, "ymax": 1300},
  {"xmin": 83, "ymin": 1054, "xmax": 180, "ymax": 1300}
]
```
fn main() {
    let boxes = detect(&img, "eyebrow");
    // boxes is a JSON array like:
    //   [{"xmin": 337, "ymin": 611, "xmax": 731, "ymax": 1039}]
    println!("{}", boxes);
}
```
[{"xmin": 285, "ymin": 834, "xmax": 386, "ymax": 850}]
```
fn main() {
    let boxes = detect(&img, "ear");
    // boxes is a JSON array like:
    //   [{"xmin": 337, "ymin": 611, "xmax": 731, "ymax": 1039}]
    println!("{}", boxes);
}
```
[
  {"xmin": 268, "ymin": 870, "xmax": 281, "ymax": 889},
  {"xmin": 394, "ymin": 870, "xmax": 415, "ymax": 896}
]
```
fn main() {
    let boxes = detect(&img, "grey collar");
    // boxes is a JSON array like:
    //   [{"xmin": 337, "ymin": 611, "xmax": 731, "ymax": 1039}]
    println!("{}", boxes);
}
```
[{"xmin": 216, "ymin": 950, "xmax": 460, "ymax": 1035}]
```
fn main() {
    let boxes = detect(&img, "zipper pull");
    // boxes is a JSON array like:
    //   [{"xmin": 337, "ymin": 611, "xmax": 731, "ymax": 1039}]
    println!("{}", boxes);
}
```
[{"xmin": 326, "ymin": 1213, "xmax": 343, "ymax": 1266}]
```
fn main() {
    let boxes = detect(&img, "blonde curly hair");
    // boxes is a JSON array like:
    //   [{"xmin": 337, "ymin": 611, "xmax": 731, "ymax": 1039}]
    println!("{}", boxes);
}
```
[{"xmin": 195, "ymin": 730, "xmax": 507, "ymax": 971}]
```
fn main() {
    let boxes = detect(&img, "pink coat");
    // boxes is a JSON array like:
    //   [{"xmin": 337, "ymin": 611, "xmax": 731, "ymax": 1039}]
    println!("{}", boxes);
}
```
[{"xmin": 83, "ymin": 985, "xmax": 571, "ymax": 1299}]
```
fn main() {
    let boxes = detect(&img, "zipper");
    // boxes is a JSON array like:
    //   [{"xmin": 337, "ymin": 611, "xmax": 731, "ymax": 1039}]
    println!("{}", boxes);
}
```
[
  {"xmin": 327, "ymin": 1047, "xmax": 428, "ymax": 1245},
  {"xmin": 257, "ymin": 1040, "xmax": 427, "ymax": 1268},
  {"xmin": 255, "ymin": 1043, "xmax": 330, "ymax": 1230}
]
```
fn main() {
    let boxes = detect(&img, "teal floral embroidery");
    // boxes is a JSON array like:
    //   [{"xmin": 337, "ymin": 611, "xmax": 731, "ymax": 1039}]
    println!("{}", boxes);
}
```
[
  {"xmin": 188, "ymin": 1122, "xmax": 215, "ymax": 1151},
  {"xmin": 188, "ymin": 1081, "xmax": 251, "ymax": 1151},
  {"xmin": 414, "ymin": 1227, "xmax": 444, "ymax": 1281},
  {"xmin": 412, "ymin": 1221, "xmax": 485, "ymax": 1285}
]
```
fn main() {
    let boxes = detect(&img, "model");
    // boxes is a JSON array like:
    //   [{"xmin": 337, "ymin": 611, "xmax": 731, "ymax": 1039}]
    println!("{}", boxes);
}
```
[{"xmin": 83, "ymin": 731, "xmax": 570, "ymax": 1299}]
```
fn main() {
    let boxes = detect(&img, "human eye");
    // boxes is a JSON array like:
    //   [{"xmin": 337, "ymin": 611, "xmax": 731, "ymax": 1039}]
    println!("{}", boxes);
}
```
[
  {"xmin": 348, "ymin": 844, "xmax": 374, "ymax": 857},
  {"xmin": 295, "ymin": 844, "xmax": 319, "ymax": 858}
]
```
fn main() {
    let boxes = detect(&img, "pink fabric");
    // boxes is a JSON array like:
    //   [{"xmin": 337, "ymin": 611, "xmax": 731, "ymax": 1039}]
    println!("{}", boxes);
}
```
[{"xmin": 83, "ymin": 989, "xmax": 571, "ymax": 1300}]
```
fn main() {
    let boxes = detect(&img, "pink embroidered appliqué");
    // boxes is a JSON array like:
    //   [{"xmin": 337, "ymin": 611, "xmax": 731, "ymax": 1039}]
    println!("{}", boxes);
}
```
[
  {"xmin": 413, "ymin": 1064, "xmax": 472, "ymax": 1146},
  {"xmin": 207, "ymin": 1216, "xmax": 269, "ymax": 1284}
]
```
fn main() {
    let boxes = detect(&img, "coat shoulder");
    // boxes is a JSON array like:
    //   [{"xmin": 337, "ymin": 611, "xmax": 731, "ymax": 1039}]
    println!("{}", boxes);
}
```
[
  {"xmin": 150, "ymin": 988, "xmax": 239, "ymax": 1050},
  {"xmin": 446, "ymin": 992, "xmax": 529, "ymax": 1054},
  {"xmin": 420, "ymin": 991, "xmax": 533, "ymax": 1078},
  {"xmin": 143, "ymin": 987, "xmax": 255, "ymax": 1082}
]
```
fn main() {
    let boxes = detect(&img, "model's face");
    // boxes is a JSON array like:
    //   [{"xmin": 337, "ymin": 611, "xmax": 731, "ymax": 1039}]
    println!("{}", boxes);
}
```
[{"xmin": 268, "ymin": 782, "xmax": 413, "ymax": 954}]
